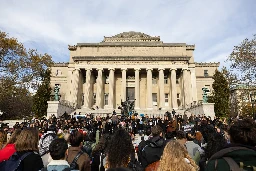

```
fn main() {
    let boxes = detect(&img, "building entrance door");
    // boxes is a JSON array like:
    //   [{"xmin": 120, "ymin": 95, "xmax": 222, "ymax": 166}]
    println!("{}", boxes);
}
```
[{"xmin": 126, "ymin": 87, "xmax": 135, "ymax": 101}]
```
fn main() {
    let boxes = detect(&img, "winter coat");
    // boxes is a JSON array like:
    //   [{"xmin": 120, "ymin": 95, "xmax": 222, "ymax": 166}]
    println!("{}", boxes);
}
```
[
  {"xmin": 66, "ymin": 146, "xmax": 91, "ymax": 171},
  {"xmin": 0, "ymin": 144, "xmax": 16, "ymax": 162},
  {"xmin": 17, "ymin": 151, "xmax": 44, "ymax": 171},
  {"xmin": 139, "ymin": 136, "xmax": 166, "ymax": 168}
]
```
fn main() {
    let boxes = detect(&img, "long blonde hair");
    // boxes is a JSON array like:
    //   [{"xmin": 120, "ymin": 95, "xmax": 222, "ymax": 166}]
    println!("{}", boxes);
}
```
[
  {"xmin": 157, "ymin": 140, "xmax": 198, "ymax": 171},
  {"xmin": 15, "ymin": 128, "xmax": 39, "ymax": 152}
]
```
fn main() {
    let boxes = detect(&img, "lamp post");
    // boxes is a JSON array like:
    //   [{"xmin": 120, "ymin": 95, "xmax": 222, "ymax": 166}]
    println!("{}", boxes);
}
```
[{"xmin": 250, "ymin": 92, "xmax": 256, "ymax": 120}]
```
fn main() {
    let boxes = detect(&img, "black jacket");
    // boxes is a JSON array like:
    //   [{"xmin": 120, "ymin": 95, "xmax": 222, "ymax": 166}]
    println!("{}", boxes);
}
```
[
  {"xmin": 17, "ymin": 151, "xmax": 44, "ymax": 171},
  {"xmin": 139, "ymin": 136, "xmax": 166, "ymax": 168}
]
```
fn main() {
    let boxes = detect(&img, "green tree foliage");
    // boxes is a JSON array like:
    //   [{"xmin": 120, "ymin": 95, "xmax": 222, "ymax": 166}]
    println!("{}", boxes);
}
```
[
  {"xmin": 0, "ymin": 79, "xmax": 33, "ymax": 119},
  {"xmin": 208, "ymin": 70, "xmax": 230, "ymax": 117},
  {"xmin": 0, "ymin": 31, "xmax": 53, "ymax": 119},
  {"xmin": 0, "ymin": 31, "xmax": 53, "ymax": 89},
  {"xmin": 227, "ymin": 34, "xmax": 256, "ymax": 84},
  {"xmin": 32, "ymin": 69, "xmax": 51, "ymax": 118}
]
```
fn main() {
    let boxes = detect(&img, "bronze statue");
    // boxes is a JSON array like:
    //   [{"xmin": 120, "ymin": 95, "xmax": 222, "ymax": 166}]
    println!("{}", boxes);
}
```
[{"xmin": 54, "ymin": 85, "xmax": 60, "ymax": 101}]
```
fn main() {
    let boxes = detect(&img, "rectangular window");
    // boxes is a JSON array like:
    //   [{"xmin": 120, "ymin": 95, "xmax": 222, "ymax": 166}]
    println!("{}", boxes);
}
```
[
  {"xmin": 204, "ymin": 70, "xmax": 209, "ymax": 77},
  {"xmin": 105, "ymin": 76, "xmax": 109, "ymax": 84},
  {"xmin": 152, "ymin": 93, "xmax": 157, "ymax": 106},
  {"xmin": 164, "ymin": 75, "xmax": 168, "ymax": 84},
  {"xmin": 177, "ymin": 93, "xmax": 180, "ymax": 99},
  {"xmin": 165, "ymin": 94, "xmax": 168, "ymax": 103},
  {"xmin": 104, "ymin": 93, "xmax": 109, "ymax": 105},
  {"xmin": 152, "ymin": 77, "xmax": 157, "ymax": 84},
  {"xmin": 93, "ymin": 93, "xmax": 96, "ymax": 105},
  {"xmin": 83, "ymin": 76, "xmax": 86, "ymax": 84}
]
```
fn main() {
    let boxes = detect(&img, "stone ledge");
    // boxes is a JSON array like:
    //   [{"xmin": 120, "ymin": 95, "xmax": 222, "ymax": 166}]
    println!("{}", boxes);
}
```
[{"xmin": 73, "ymin": 56, "xmax": 191, "ymax": 61}]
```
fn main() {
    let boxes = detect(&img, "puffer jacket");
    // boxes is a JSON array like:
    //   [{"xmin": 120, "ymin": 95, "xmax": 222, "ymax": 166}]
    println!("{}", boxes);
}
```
[{"xmin": 139, "ymin": 136, "xmax": 166, "ymax": 168}]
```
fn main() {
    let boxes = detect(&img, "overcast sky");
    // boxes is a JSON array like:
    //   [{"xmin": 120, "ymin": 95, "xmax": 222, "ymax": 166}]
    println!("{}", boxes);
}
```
[{"xmin": 0, "ymin": 0, "xmax": 255, "ymax": 68}]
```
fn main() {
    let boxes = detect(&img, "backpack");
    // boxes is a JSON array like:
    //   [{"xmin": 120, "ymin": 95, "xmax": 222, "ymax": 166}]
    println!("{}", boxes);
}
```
[
  {"xmin": 128, "ymin": 159, "xmax": 144, "ymax": 171},
  {"xmin": 0, "ymin": 152, "xmax": 33, "ymax": 171},
  {"xmin": 209, "ymin": 147, "xmax": 256, "ymax": 171},
  {"xmin": 40, "ymin": 133, "xmax": 57, "ymax": 156},
  {"xmin": 83, "ymin": 141, "xmax": 94, "ymax": 158}
]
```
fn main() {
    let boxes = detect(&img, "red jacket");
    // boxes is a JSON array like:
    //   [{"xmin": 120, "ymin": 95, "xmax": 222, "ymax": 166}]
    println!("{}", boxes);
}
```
[{"xmin": 0, "ymin": 144, "xmax": 16, "ymax": 162}]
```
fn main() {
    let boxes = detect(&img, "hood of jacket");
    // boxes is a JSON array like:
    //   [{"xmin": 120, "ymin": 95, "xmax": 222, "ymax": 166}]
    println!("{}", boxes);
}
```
[{"xmin": 147, "ymin": 136, "xmax": 165, "ymax": 148}]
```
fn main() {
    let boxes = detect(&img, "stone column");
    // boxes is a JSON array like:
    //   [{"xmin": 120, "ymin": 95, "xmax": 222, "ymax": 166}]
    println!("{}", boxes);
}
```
[
  {"xmin": 121, "ymin": 68, "xmax": 127, "ymax": 102},
  {"xmin": 66, "ymin": 69, "xmax": 73, "ymax": 102},
  {"xmin": 84, "ymin": 68, "xmax": 91, "ymax": 108},
  {"xmin": 108, "ymin": 68, "xmax": 115, "ymax": 109},
  {"xmin": 147, "ymin": 68, "xmax": 153, "ymax": 109},
  {"xmin": 190, "ymin": 68, "xmax": 197, "ymax": 102},
  {"xmin": 135, "ymin": 69, "xmax": 140, "ymax": 109},
  {"xmin": 183, "ymin": 69, "xmax": 191, "ymax": 108},
  {"xmin": 72, "ymin": 68, "xmax": 80, "ymax": 107},
  {"xmin": 187, "ymin": 69, "xmax": 192, "ymax": 104},
  {"xmin": 96, "ymin": 69, "xmax": 103, "ymax": 108},
  {"xmin": 158, "ymin": 68, "xmax": 165, "ymax": 109},
  {"xmin": 170, "ymin": 69, "xmax": 178, "ymax": 109}
]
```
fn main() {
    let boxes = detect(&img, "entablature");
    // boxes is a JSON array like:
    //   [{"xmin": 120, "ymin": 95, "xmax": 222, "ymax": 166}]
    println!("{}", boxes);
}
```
[{"xmin": 72, "ymin": 56, "xmax": 191, "ymax": 62}]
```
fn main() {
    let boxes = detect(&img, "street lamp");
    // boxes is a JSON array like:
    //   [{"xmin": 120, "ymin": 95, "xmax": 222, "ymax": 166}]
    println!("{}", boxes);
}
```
[{"xmin": 250, "ymin": 92, "xmax": 256, "ymax": 120}]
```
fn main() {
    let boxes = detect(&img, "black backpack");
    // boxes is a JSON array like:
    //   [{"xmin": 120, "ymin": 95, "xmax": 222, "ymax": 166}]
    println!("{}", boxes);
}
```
[
  {"xmin": 0, "ymin": 152, "xmax": 33, "ymax": 171},
  {"xmin": 128, "ymin": 159, "xmax": 144, "ymax": 171}
]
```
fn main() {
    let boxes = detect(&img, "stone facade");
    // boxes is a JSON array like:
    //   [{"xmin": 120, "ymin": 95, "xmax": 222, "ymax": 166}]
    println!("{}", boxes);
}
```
[{"xmin": 50, "ymin": 31, "xmax": 219, "ymax": 114}]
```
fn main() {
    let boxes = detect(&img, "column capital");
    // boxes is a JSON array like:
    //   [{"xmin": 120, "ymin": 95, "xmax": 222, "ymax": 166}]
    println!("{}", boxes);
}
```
[
  {"xmin": 96, "ymin": 68, "xmax": 103, "ymax": 71},
  {"xmin": 158, "ymin": 68, "xmax": 165, "ymax": 71},
  {"xmin": 182, "ymin": 68, "xmax": 189, "ymax": 71},
  {"xmin": 109, "ymin": 68, "xmax": 115, "ymax": 71},
  {"xmin": 134, "ymin": 68, "xmax": 141, "ymax": 71},
  {"xmin": 146, "ymin": 68, "xmax": 153, "ymax": 71},
  {"xmin": 121, "ymin": 68, "xmax": 127, "ymax": 71},
  {"xmin": 86, "ymin": 68, "xmax": 92, "ymax": 71},
  {"xmin": 170, "ymin": 68, "xmax": 177, "ymax": 71}
]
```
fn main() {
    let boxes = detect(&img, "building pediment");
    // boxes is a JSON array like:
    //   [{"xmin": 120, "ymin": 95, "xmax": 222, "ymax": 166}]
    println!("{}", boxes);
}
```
[{"xmin": 103, "ymin": 31, "xmax": 161, "ymax": 42}]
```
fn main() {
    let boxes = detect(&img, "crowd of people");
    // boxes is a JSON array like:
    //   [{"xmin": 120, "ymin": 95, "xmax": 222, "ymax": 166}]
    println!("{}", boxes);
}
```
[{"xmin": 0, "ymin": 111, "xmax": 255, "ymax": 171}]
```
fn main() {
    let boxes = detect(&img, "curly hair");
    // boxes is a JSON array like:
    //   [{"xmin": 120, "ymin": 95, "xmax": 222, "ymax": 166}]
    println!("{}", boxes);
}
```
[
  {"xmin": 157, "ymin": 140, "xmax": 198, "ymax": 171},
  {"xmin": 92, "ymin": 133, "xmax": 111, "ymax": 155},
  {"xmin": 107, "ymin": 129, "xmax": 134, "ymax": 169},
  {"xmin": 205, "ymin": 131, "xmax": 227, "ymax": 159},
  {"xmin": 229, "ymin": 118, "xmax": 256, "ymax": 146}
]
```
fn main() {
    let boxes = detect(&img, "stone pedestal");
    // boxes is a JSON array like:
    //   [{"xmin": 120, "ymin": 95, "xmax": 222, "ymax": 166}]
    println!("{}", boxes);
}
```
[
  {"xmin": 47, "ymin": 101, "xmax": 75, "ymax": 119},
  {"xmin": 187, "ymin": 103, "xmax": 215, "ymax": 118}
]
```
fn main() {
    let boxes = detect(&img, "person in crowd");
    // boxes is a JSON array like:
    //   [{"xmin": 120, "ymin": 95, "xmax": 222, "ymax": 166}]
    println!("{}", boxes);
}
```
[
  {"xmin": 0, "ymin": 129, "xmax": 21, "ymax": 162},
  {"xmin": 105, "ymin": 129, "xmax": 134, "ymax": 169},
  {"xmin": 66, "ymin": 130, "xmax": 91, "ymax": 171},
  {"xmin": 157, "ymin": 140, "xmax": 199, "ymax": 171},
  {"xmin": 139, "ymin": 125, "xmax": 166, "ymax": 170},
  {"xmin": 15, "ymin": 128, "xmax": 44, "ymax": 171},
  {"xmin": 194, "ymin": 131, "xmax": 204, "ymax": 147},
  {"xmin": 0, "ymin": 130, "xmax": 7, "ymax": 149},
  {"xmin": 91, "ymin": 133, "xmax": 112, "ymax": 171},
  {"xmin": 46, "ymin": 138, "xmax": 70, "ymax": 171},
  {"xmin": 176, "ymin": 130, "xmax": 187, "ymax": 146},
  {"xmin": 39, "ymin": 125, "xmax": 57, "ymax": 167},
  {"xmin": 185, "ymin": 133, "xmax": 201, "ymax": 164},
  {"xmin": 206, "ymin": 118, "xmax": 256, "ymax": 171}
]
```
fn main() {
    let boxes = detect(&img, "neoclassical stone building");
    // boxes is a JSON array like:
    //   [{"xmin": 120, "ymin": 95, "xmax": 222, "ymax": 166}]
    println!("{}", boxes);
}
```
[{"xmin": 50, "ymin": 31, "xmax": 219, "ymax": 114}]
